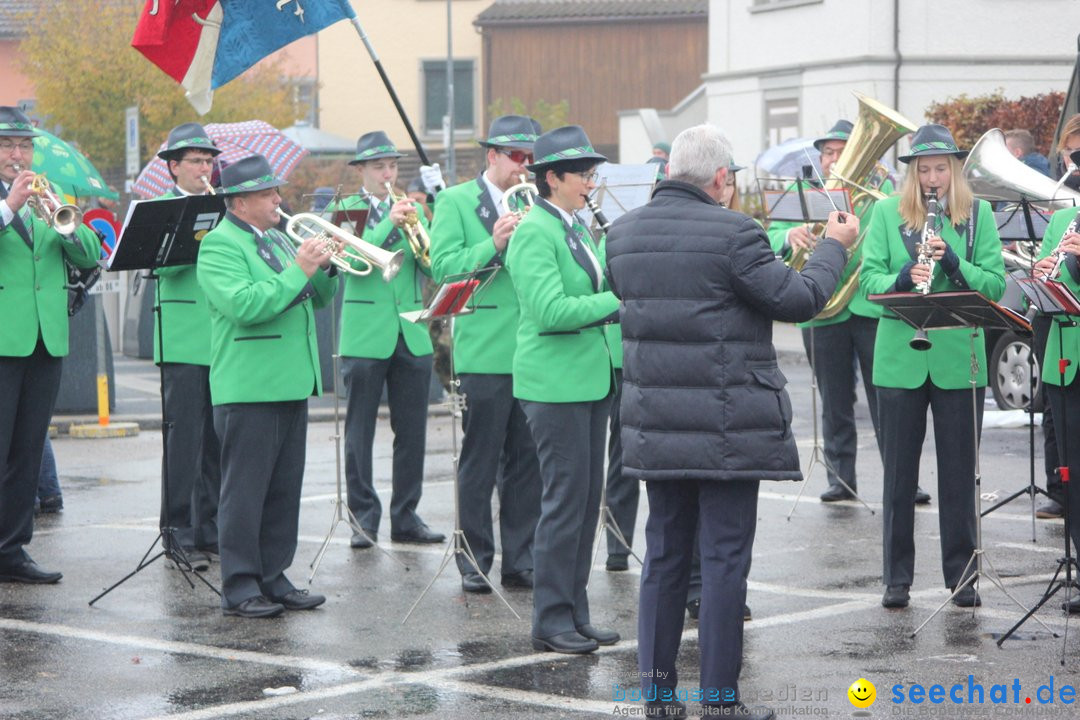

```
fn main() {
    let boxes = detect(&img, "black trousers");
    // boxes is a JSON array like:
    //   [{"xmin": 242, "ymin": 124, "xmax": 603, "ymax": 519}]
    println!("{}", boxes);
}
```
[
  {"xmin": 213, "ymin": 400, "xmax": 308, "ymax": 608},
  {"xmin": 879, "ymin": 383, "xmax": 983, "ymax": 587},
  {"xmin": 160, "ymin": 363, "xmax": 221, "ymax": 551},
  {"xmin": 455, "ymin": 373, "xmax": 540, "ymax": 576},
  {"xmin": 801, "ymin": 315, "xmax": 882, "ymax": 488},
  {"xmin": 342, "ymin": 335, "xmax": 432, "ymax": 534},
  {"xmin": 605, "ymin": 369, "xmax": 639, "ymax": 557},
  {"xmin": 638, "ymin": 479, "xmax": 758, "ymax": 705},
  {"xmin": 1045, "ymin": 380, "xmax": 1080, "ymax": 553},
  {"xmin": 522, "ymin": 396, "xmax": 610, "ymax": 639},
  {"xmin": 0, "ymin": 337, "xmax": 62, "ymax": 568}
]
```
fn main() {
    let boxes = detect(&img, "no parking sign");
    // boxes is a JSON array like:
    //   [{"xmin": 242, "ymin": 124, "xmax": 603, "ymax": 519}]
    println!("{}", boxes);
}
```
[{"xmin": 83, "ymin": 208, "xmax": 119, "ymax": 260}]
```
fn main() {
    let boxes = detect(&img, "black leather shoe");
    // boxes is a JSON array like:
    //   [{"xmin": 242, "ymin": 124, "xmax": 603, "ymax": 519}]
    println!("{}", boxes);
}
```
[
  {"xmin": 270, "ymin": 589, "xmax": 325, "ymax": 611},
  {"xmin": 686, "ymin": 598, "xmax": 700, "ymax": 620},
  {"xmin": 606, "ymin": 554, "xmax": 629, "ymax": 571},
  {"xmin": 820, "ymin": 485, "xmax": 854, "ymax": 502},
  {"xmin": 576, "ymin": 624, "xmax": 619, "ymax": 645},
  {"xmin": 531, "ymin": 631, "xmax": 598, "ymax": 654},
  {"xmin": 882, "ymin": 584, "xmax": 910, "ymax": 608},
  {"xmin": 168, "ymin": 548, "xmax": 211, "ymax": 572},
  {"xmin": 391, "ymin": 524, "xmax": 445, "ymax": 544},
  {"xmin": 915, "ymin": 486, "xmax": 932, "ymax": 505},
  {"xmin": 0, "ymin": 560, "xmax": 62, "ymax": 584},
  {"xmin": 1037, "ymin": 499, "xmax": 1064, "ymax": 519},
  {"xmin": 197, "ymin": 543, "xmax": 220, "ymax": 558},
  {"xmin": 501, "ymin": 570, "xmax": 533, "ymax": 588},
  {"xmin": 644, "ymin": 698, "xmax": 687, "ymax": 719},
  {"xmin": 222, "ymin": 595, "xmax": 285, "ymax": 618},
  {"xmin": 951, "ymin": 584, "xmax": 981, "ymax": 607},
  {"xmin": 462, "ymin": 572, "xmax": 491, "ymax": 594},
  {"xmin": 744, "ymin": 603, "xmax": 752, "ymax": 621},
  {"xmin": 350, "ymin": 531, "xmax": 376, "ymax": 549},
  {"xmin": 1061, "ymin": 595, "xmax": 1080, "ymax": 613},
  {"xmin": 36, "ymin": 495, "xmax": 63, "ymax": 514},
  {"xmin": 705, "ymin": 701, "xmax": 775, "ymax": 719}
]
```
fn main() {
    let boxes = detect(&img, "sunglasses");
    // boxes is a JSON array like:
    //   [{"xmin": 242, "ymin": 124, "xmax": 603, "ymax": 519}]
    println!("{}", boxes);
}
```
[{"xmin": 498, "ymin": 149, "xmax": 534, "ymax": 165}]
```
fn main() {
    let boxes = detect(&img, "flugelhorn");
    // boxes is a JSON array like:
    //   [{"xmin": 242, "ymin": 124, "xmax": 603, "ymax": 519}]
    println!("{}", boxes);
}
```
[
  {"xmin": 14, "ymin": 166, "xmax": 83, "ymax": 235},
  {"xmin": 276, "ymin": 208, "xmax": 403, "ymax": 282},
  {"xmin": 384, "ymin": 182, "xmax": 430, "ymax": 268},
  {"xmin": 502, "ymin": 174, "xmax": 538, "ymax": 220}
]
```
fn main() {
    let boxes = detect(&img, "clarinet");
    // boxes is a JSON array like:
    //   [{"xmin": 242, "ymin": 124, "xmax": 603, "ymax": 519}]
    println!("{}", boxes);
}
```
[
  {"xmin": 1046, "ymin": 214, "xmax": 1079, "ymax": 281},
  {"xmin": 585, "ymin": 196, "xmax": 611, "ymax": 232},
  {"xmin": 914, "ymin": 189, "xmax": 940, "ymax": 295}
]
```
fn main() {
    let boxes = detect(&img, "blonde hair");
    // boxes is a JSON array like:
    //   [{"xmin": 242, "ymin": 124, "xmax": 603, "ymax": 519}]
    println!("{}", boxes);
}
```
[
  {"xmin": 1058, "ymin": 114, "xmax": 1080, "ymax": 153},
  {"xmin": 898, "ymin": 154, "xmax": 972, "ymax": 229}
]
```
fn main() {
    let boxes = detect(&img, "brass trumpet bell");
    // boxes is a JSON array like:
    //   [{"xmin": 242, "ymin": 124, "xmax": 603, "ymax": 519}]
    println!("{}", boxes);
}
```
[
  {"xmin": 27, "ymin": 173, "xmax": 83, "ymax": 235},
  {"xmin": 277, "ymin": 209, "xmax": 403, "ymax": 282}
]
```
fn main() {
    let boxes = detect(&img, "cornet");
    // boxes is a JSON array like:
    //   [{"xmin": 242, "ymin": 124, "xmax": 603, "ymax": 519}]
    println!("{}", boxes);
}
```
[
  {"xmin": 13, "ymin": 165, "xmax": 83, "ymax": 235},
  {"xmin": 276, "ymin": 208, "xmax": 403, "ymax": 282},
  {"xmin": 384, "ymin": 182, "xmax": 431, "ymax": 268},
  {"xmin": 501, "ymin": 174, "xmax": 538, "ymax": 220}
]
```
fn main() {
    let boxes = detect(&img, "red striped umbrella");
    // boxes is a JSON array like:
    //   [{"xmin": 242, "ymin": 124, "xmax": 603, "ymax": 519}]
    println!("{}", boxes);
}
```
[{"xmin": 132, "ymin": 120, "xmax": 308, "ymax": 199}]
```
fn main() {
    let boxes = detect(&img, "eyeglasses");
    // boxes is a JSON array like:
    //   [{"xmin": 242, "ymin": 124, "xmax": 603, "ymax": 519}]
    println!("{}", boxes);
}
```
[
  {"xmin": 498, "ymin": 149, "xmax": 533, "ymax": 165},
  {"xmin": 0, "ymin": 140, "xmax": 34, "ymax": 153},
  {"xmin": 181, "ymin": 157, "xmax": 216, "ymax": 166},
  {"xmin": 574, "ymin": 171, "xmax": 600, "ymax": 183}
]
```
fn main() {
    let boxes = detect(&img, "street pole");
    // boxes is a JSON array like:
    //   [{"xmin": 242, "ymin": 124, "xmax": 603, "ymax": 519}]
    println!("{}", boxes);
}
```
[{"xmin": 446, "ymin": 0, "xmax": 456, "ymax": 180}]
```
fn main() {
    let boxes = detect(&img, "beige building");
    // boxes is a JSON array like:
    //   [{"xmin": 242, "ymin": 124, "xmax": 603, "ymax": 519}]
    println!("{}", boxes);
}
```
[{"xmin": 318, "ymin": 0, "xmax": 488, "ymax": 172}]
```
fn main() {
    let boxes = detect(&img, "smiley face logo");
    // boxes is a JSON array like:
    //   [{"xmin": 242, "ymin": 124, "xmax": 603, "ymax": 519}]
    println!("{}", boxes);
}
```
[{"xmin": 848, "ymin": 678, "xmax": 876, "ymax": 709}]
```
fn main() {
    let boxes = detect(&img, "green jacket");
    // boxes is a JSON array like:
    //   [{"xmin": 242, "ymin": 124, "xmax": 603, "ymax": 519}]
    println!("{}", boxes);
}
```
[
  {"xmin": 0, "ymin": 195, "xmax": 101, "ymax": 357},
  {"xmin": 505, "ymin": 199, "xmax": 619, "ymax": 402},
  {"xmin": 429, "ymin": 175, "xmax": 518, "ymax": 374},
  {"xmin": 196, "ymin": 213, "xmax": 338, "ymax": 405},
  {"xmin": 326, "ymin": 193, "xmax": 432, "ymax": 359},
  {"xmin": 860, "ymin": 196, "xmax": 1005, "ymax": 389},
  {"xmin": 153, "ymin": 187, "xmax": 213, "ymax": 365},
  {"xmin": 1037, "ymin": 206, "xmax": 1080, "ymax": 386},
  {"xmin": 765, "ymin": 179, "xmax": 894, "ymax": 327}
]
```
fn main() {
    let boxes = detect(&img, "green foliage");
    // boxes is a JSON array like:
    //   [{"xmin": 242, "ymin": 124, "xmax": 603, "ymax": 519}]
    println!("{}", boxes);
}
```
[
  {"xmin": 925, "ymin": 89, "xmax": 1065, "ymax": 155},
  {"xmin": 18, "ymin": 0, "xmax": 303, "ymax": 173},
  {"xmin": 487, "ymin": 97, "xmax": 570, "ymax": 134}
]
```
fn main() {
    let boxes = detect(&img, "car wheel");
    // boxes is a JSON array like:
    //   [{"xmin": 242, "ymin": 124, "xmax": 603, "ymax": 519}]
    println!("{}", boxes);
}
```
[{"xmin": 989, "ymin": 331, "xmax": 1043, "ymax": 412}]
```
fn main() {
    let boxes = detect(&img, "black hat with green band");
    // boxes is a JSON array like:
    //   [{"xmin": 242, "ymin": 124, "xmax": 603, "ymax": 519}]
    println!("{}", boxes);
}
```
[
  {"xmin": 813, "ymin": 120, "xmax": 853, "ymax": 152},
  {"xmin": 899, "ymin": 124, "xmax": 968, "ymax": 164},
  {"xmin": 219, "ymin": 154, "xmax": 286, "ymax": 195},
  {"xmin": 349, "ymin": 130, "xmax": 403, "ymax": 165},
  {"xmin": 0, "ymin": 106, "xmax": 40, "ymax": 138},
  {"xmin": 525, "ymin": 125, "xmax": 607, "ymax": 173},
  {"xmin": 478, "ymin": 115, "xmax": 538, "ymax": 150},
  {"xmin": 157, "ymin": 122, "xmax": 221, "ymax": 160}
]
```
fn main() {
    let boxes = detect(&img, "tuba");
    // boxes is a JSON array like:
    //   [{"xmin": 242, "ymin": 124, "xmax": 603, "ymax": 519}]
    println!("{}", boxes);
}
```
[
  {"xmin": 277, "ymin": 209, "xmax": 403, "ymax": 282},
  {"xmin": 809, "ymin": 93, "xmax": 919, "ymax": 320},
  {"xmin": 16, "ymin": 167, "xmax": 83, "ymax": 235},
  {"xmin": 385, "ymin": 182, "xmax": 431, "ymax": 268}
]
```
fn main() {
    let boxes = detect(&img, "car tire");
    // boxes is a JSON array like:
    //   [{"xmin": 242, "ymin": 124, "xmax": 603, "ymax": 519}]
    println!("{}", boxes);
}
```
[{"xmin": 989, "ymin": 330, "xmax": 1044, "ymax": 412}]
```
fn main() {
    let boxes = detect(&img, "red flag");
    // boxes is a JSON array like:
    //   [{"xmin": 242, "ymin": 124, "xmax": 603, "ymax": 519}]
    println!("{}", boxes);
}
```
[{"xmin": 132, "ymin": 0, "xmax": 222, "ymax": 114}]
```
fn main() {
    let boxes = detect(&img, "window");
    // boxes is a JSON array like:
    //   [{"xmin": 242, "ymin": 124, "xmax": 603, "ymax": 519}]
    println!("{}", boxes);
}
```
[
  {"xmin": 292, "ymin": 77, "xmax": 318, "ymax": 126},
  {"xmin": 422, "ymin": 59, "xmax": 475, "ymax": 134},
  {"xmin": 764, "ymin": 97, "xmax": 800, "ymax": 147}
]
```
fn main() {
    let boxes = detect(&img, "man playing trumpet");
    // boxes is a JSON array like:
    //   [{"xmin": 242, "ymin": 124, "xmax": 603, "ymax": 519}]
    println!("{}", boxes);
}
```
[
  {"xmin": 324, "ymin": 131, "xmax": 443, "ymax": 549},
  {"xmin": 0, "ymin": 106, "xmax": 102, "ymax": 584}
]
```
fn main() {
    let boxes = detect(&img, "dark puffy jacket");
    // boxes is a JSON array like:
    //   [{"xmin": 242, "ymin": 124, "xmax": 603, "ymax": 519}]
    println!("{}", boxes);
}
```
[{"xmin": 604, "ymin": 180, "xmax": 846, "ymax": 482}]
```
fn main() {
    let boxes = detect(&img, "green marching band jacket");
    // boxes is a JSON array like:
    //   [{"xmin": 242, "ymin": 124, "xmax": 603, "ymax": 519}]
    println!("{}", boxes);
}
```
[
  {"xmin": 324, "ymin": 193, "xmax": 433, "ymax": 359},
  {"xmin": 429, "ymin": 176, "xmax": 520, "ymax": 374},
  {"xmin": 859, "ymin": 196, "xmax": 1006, "ymax": 390},
  {"xmin": 196, "ymin": 213, "xmax": 338, "ymax": 405},
  {"xmin": 0, "ymin": 192, "xmax": 101, "ymax": 357},
  {"xmin": 765, "ymin": 179, "xmax": 894, "ymax": 328},
  {"xmin": 504, "ymin": 198, "xmax": 619, "ymax": 403},
  {"xmin": 153, "ymin": 187, "xmax": 212, "ymax": 365},
  {"xmin": 1037, "ymin": 206, "xmax": 1080, "ymax": 386}
]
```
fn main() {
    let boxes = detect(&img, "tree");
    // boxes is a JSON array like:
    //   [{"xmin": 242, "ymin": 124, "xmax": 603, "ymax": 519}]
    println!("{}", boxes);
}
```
[
  {"xmin": 926, "ymin": 90, "xmax": 1065, "ymax": 156},
  {"xmin": 487, "ymin": 98, "xmax": 570, "ymax": 135},
  {"xmin": 18, "ymin": 0, "xmax": 302, "ymax": 173}
]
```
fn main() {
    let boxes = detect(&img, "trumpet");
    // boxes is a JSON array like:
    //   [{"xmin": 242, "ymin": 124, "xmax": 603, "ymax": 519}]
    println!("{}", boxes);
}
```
[
  {"xmin": 384, "ymin": 182, "xmax": 430, "ymax": 268},
  {"xmin": 276, "ymin": 208, "xmax": 403, "ymax": 282},
  {"xmin": 13, "ymin": 165, "xmax": 83, "ymax": 235},
  {"xmin": 501, "ymin": 174, "xmax": 538, "ymax": 220}
]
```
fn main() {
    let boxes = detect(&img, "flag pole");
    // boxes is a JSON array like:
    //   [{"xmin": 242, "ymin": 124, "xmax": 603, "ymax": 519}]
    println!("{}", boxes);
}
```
[{"xmin": 338, "ymin": 0, "xmax": 431, "ymax": 165}]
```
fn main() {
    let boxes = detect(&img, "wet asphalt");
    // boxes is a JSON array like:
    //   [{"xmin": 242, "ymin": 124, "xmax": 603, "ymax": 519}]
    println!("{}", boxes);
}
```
[{"xmin": 4, "ymin": 323, "xmax": 1080, "ymax": 720}]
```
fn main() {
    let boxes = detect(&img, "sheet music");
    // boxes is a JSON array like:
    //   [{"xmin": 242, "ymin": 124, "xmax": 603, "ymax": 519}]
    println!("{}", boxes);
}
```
[{"xmin": 581, "ymin": 163, "xmax": 658, "ymax": 226}]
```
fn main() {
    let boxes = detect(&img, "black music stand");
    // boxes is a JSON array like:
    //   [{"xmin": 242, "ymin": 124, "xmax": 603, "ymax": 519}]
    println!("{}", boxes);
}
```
[
  {"xmin": 868, "ymin": 291, "xmax": 1052, "ymax": 636},
  {"xmin": 90, "ymin": 195, "xmax": 225, "ymax": 607},
  {"xmin": 399, "ymin": 267, "xmax": 519, "ymax": 623},
  {"xmin": 998, "ymin": 277, "xmax": 1080, "ymax": 659}
]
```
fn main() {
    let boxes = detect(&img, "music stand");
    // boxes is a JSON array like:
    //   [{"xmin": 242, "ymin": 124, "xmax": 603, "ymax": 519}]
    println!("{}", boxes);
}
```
[
  {"xmin": 998, "ymin": 277, "xmax": 1080, "ymax": 659},
  {"xmin": 868, "ymin": 290, "xmax": 1052, "ymax": 637},
  {"xmin": 90, "ymin": 194, "xmax": 226, "ymax": 606},
  {"xmin": 400, "ymin": 267, "xmax": 521, "ymax": 623}
]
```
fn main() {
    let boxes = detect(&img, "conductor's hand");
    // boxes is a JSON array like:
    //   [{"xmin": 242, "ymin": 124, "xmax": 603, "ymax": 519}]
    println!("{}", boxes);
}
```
[
  {"xmin": 909, "ymin": 261, "xmax": 932, "ymax": 287},
  {"xmin": 5, "ymin": 169, "xmax": 34, "ymax": 212},
  {"xmin": 786, "ymin": 225, "xmax": 815, "ymax": 252},
  {"xmin": 492, "ymin": 213, "xmax": 519, "ymax": 252},
  {"xmin": 825, "ymin": 211, "xmax": 859, "ymax": 249},
  {"xmin": 296, "ymin": 236, "xmax": 334, "ymax": 277},
  {"xmin": 1033, "ymin": 255, "xmax": 1057, "ymax": 281}
]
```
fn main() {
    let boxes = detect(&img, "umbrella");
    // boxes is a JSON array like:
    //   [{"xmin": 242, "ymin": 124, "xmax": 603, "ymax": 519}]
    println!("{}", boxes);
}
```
[
  {"xmin": 31, "ymin": 129, "xmax": 118, "ymax": 201},
  {"xmin": 132, "ymin": 120, "xmax": 308, "ymax": 199},
  {"xmin": 754, "ymin": 137, "xmax": 820, "ymax": 180}
]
